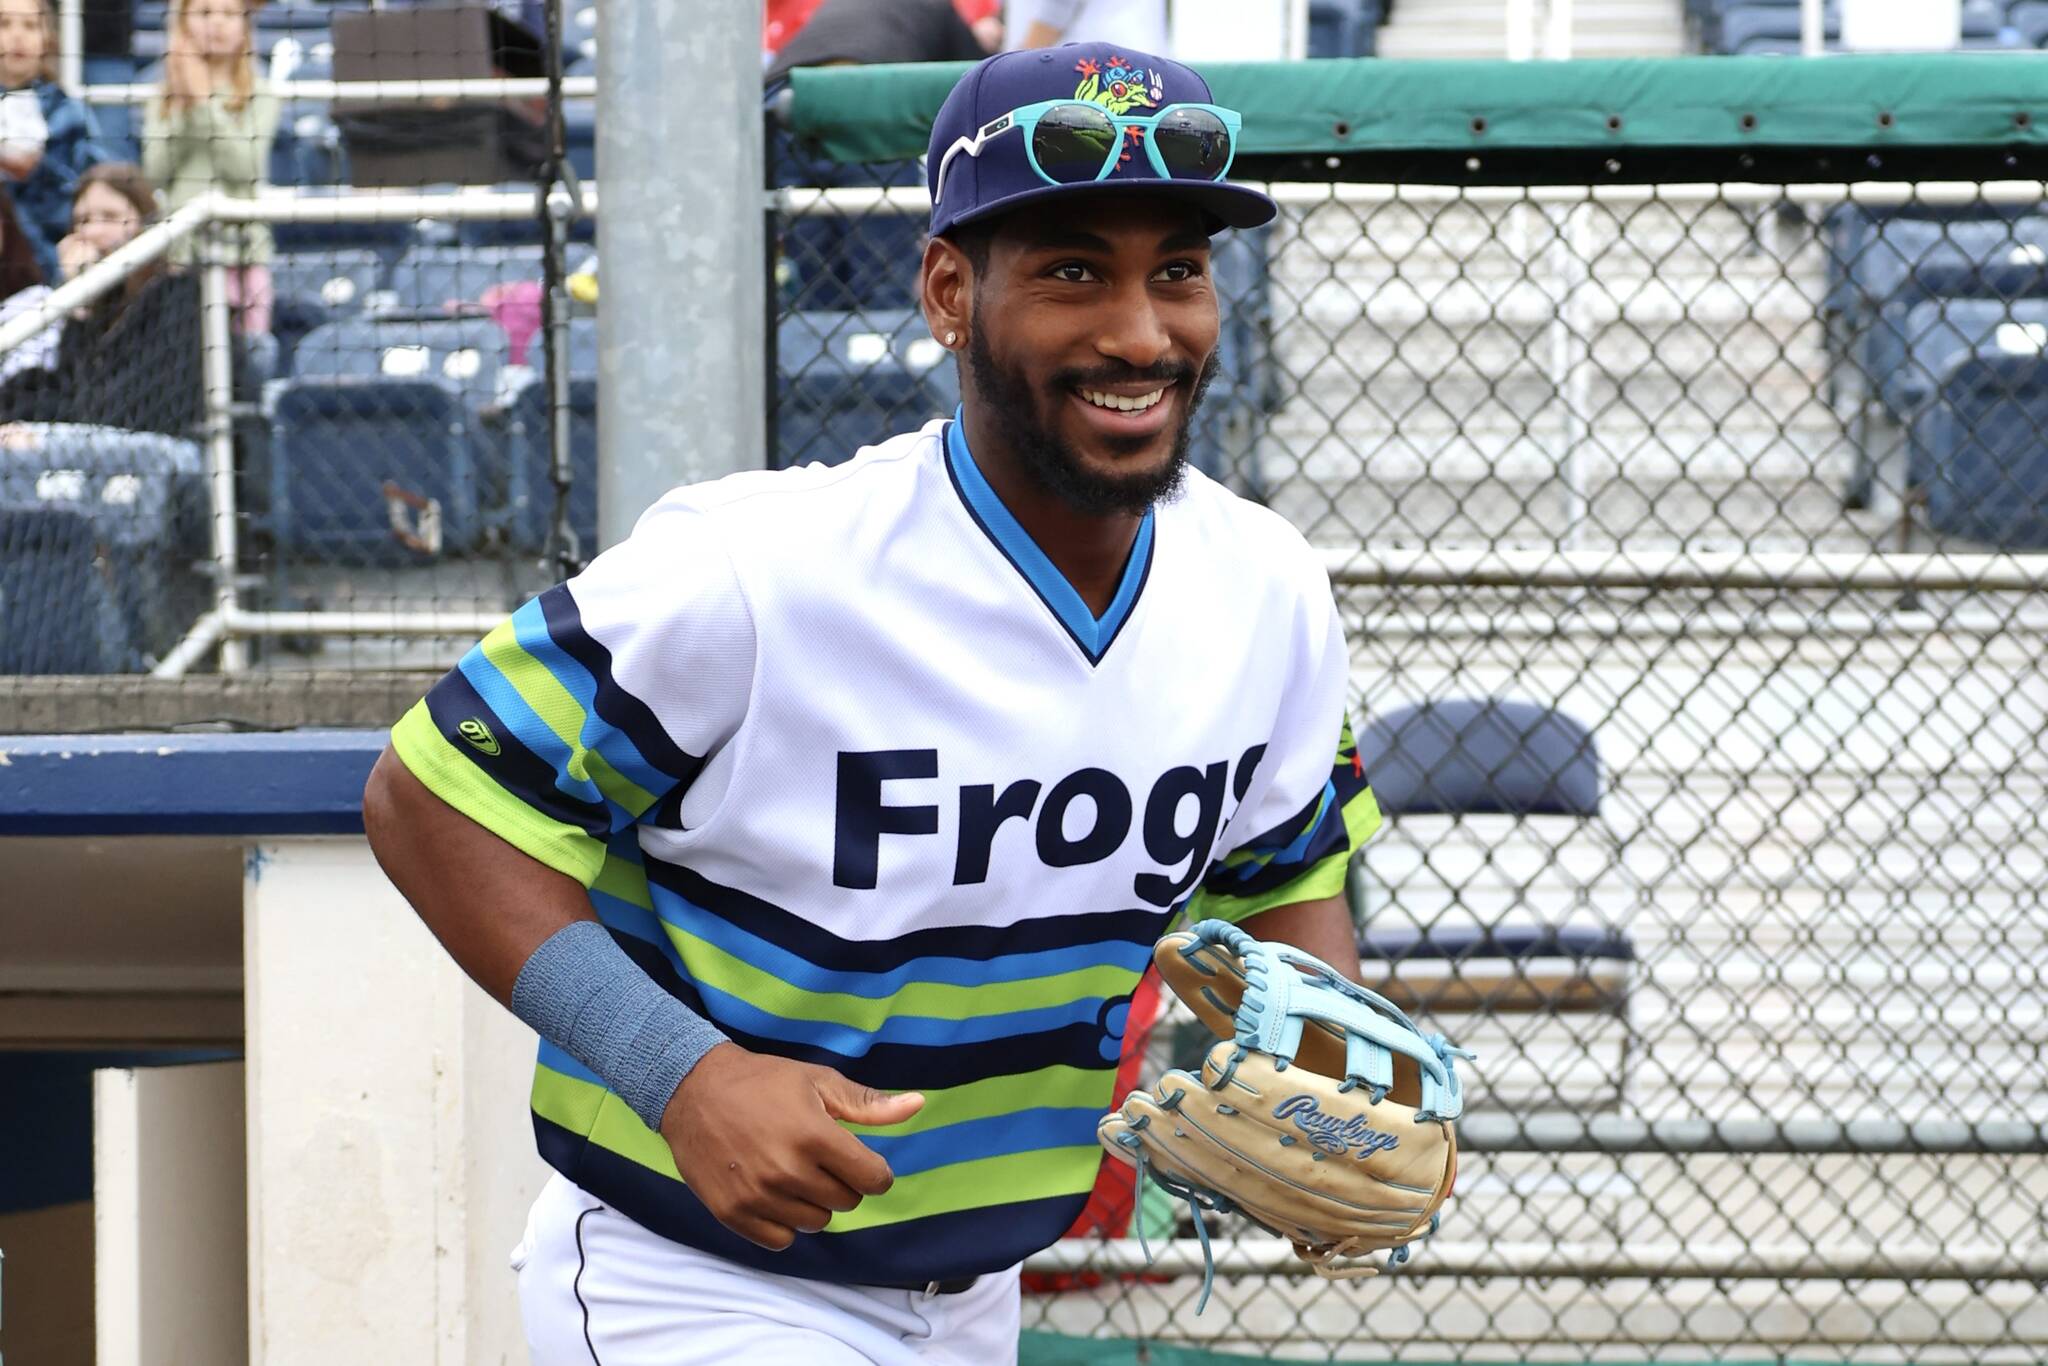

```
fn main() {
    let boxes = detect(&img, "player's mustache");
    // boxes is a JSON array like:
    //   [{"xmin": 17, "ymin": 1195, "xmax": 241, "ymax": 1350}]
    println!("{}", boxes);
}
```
[{"xmin": 1050, "ymin": 361, "xmax": 1199, "ymax": 392}]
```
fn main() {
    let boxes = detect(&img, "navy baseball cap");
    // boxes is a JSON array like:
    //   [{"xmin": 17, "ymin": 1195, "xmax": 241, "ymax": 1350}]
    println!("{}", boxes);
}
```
[{"xmin": 926, "ymin": 43, "xmax": 1277, "ymax": 239}]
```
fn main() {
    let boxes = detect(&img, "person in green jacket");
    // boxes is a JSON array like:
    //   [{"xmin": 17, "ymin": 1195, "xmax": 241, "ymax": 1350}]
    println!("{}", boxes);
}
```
[{"xmin": 143, "ymin": 0, "xmax": 276, "ymax": 333}]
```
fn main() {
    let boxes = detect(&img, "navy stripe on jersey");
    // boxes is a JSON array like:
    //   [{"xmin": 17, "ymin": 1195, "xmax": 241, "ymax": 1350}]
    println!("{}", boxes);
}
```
[
  {"xmin": 535, "ymin": 1114, "xmax": 1088, "ymax": 1284},
  {"xmin": 421, "ymin": 667, "xmax": 612, "ymax": 839},
  {"xmin": 536, "ymin": 584, "xmax": 708, "ymax": 790},
  {"xmin": 705, "ymin": 1016, "xmax": 1119, "ymax": 1094},
  {"xmin": 645, "ymin": 858, "xmax": 1175, "ymax": 973}
]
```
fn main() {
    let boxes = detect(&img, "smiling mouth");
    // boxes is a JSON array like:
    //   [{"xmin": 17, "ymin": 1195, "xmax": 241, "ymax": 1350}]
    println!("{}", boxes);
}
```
[{"xmin": 1076, "ymin": 385, "xmax": 1170, "ymax": 413}]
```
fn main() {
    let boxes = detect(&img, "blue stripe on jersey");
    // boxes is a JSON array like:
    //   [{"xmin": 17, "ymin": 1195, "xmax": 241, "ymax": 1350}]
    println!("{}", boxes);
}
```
[
  {"xmin": 456, "ymin": 646, "xmax": 619, "ymax": 821},
  {"xmin": 535, "ymin": 584, "xmax": 707, "ymax": 789},
  {"xmin": 650, "ymin": 883, "xmax": 1154, "ymax": 998},
  {"xmin": 860, "ymin": 1106, "xmax": 1105, "ymax": 1179},
  {"xmin": 537, "ymin": 1039, "xmax": 606, "ymax": 1090},
  {"xmin": 692, "ymin": 977, "xmax": 1109, "ymax": 1054},
  {"xmin": 508, "ymin": 597, "xmax": 678, "ymax": 802},
  {"xmin": 534, "ymin": 1115, "xmax": 1089, "ymax": 1284},
  {"xmin": 944, "ymin": 414, "xmax": 1154, "ymax": 665}
]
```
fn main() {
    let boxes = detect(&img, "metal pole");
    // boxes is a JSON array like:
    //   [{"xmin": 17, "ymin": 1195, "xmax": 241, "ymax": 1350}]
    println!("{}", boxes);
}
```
[
  {"xmin": 1457, "ymin": 1112, "xmax": 2048, "ymax": 1155},
  {"xmin": 1321, "ymin": 544, "xmax": 2048, "ymax": 592},
  {"xmin": 1023, "ymin": 1237, "xmax": 2048, "ymax": 1282},
  {"xmin": 1801, "ymin": 0, "xmax": 1825, "ymax": 54},
  {"xmin": 1545, "ymin": 0, "xmax": 1574, "ymax": 59},
  {"xmin": 1505, "ymin": 0, "xmax": 1536, "ymax": 60},
  {"xmin": 595, "ymin": 0, "xmax": 763, "ymax": 549},
  {"xmin": 198, "ymin": 240, "xmax": 246, "ymax": 673},
  {"xmin": 57, "ymin": 0, "xmax": 81, "ymax": 94}
]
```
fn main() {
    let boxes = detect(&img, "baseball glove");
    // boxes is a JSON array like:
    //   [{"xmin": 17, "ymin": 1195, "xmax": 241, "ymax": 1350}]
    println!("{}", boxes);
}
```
[{"xmin": 1098, "ymin": 919, "xmax": 1469, "ymax": 1309}]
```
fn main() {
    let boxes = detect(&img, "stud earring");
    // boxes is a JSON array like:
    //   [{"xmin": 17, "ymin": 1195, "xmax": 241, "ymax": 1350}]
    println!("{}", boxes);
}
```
[{"xmin": 945, "ymin": 331, "xmax": 958, "ymax": 346}]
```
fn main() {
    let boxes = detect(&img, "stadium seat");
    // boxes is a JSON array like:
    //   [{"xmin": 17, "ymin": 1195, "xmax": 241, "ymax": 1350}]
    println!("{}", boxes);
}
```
[
  {"xmin": 2013, "ymin": 0, "xmax": 2048, "ymax": 45},
  {"xmin": 1716, "ymin": 3, "xmax": 1838, "ymax": 54},
  {"xmin": 1308, "ymin": 0, "xmax": 1381, "ymax": 57},
  {"xmin": 0, "ymin": 427, "xmax": 207, "ymax": 665},
  {"xmin": 1839, "ymin": 212, "xmax": 2048, "ymax": 402},
  {"xmin": 271, "ymin": 249, "xmax": 388, "ymax": 373},
  {"xmin": 1885, "ymin": 296, "xmax": 2048, "ymax": 417},
  {"xmin": 1350, "ymin": 698, "xmax": 1633, "ymax": 1108},
  {"xmin": 268, "ymin": 318, "xmax": 508, "ymax": 558},
  {"xmin": 379, "ymin": 245, "xmax": 546, "ymax": 319},
  {"xmin": 268, "ymin": 47, "xmax": 348, "ymax": 189},
  {"xmin": 775, "ymin": 309, "xmax": 960, "ymax": 469},
  {"xmin": 0, "ymin": 504, "xmax": 134, "ymax": 674},
  {"xmin": 1357, "ymin": 697, "xmax": 1603, "ymax": 818},
  {"xmin": 82, "ymin": 55, "xmax": 140, "ymax": 160},
  {"xmin": 1909, "ymin": 343, "xmax": 2048, "ymax": 549},
  {"xmin": 504, "ymin": 374, "xmax": 598, "ymax": 555}
]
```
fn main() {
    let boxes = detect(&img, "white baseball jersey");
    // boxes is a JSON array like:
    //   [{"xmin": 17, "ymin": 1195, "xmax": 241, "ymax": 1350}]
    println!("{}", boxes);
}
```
[{"xmin": 392, "ymin": 415, "xmax": 1380, "ymax": 1286}]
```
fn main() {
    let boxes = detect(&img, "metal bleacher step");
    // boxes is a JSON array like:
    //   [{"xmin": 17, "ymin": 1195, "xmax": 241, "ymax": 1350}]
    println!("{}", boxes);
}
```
[{"xmin": 1376, "ymin": 0, "xmax": 1686, "ymax": 58}]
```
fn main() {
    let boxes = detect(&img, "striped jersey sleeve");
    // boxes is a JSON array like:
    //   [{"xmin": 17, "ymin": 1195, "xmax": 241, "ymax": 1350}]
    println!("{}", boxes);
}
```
[
  {"xmin": 1190, "ymin": 587, "xmax": 1382, "ymax": 924},
  {"xmin": 390, "ymin": 498, "xmax": 754, "ymax": 887}
]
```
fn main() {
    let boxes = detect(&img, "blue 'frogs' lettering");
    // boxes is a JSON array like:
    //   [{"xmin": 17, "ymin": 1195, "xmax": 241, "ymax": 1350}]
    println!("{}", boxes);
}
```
[{"xmin": 833, "ymin": 744, "xmax": 1267, "ymax": 902}]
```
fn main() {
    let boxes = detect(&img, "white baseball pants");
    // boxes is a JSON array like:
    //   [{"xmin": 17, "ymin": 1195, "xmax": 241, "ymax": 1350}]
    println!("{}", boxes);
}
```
[{"xmin": 513, "ymin": 1173, "xmax": 1024, "ymax": 1365}]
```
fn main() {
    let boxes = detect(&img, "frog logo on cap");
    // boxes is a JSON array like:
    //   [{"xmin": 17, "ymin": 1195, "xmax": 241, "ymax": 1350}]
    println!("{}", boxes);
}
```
[{"xmin": 1073, "ymin": 55, "xmax": 1161, "ymax": 116}]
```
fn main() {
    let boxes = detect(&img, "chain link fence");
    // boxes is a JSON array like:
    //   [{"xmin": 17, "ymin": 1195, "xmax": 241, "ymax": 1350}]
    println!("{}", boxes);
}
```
[
  {"xmin": 2, "ymin": 31, "xmax": 2046, "ymax": 1362},
  {"xmin": 0, "ymin": 3, "xmax": 594, "ymax": 704},
  {"xmin": 769, "ymin": 101, "xmax": 2048, "ymax": 1360}
]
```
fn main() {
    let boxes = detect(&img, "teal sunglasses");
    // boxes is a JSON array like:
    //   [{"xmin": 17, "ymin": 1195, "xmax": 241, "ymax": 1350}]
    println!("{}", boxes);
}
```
[{"xmin": 932, "ymin": 100, "xmax": 1242, "ymax": 206}]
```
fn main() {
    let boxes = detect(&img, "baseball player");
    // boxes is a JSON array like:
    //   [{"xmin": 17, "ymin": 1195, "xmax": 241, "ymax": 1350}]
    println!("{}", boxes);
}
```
[{"xmin": 363, "ymin": 42, "xmax": 1380, "ymax": 1365}]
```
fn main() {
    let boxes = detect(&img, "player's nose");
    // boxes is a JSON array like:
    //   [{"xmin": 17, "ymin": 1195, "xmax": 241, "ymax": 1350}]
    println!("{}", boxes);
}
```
[{"xmin": 1090, "ymin": 290, "xmax": 1174, "ymax": 372}]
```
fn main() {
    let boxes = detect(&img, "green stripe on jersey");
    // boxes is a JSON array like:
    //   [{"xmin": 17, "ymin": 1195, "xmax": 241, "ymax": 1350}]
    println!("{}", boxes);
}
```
[
  {"xmin": 840, "ymin": 1064, "xmax": 1110, "ymax": 1136},
  {"xmin": 822, "ymin": 1146, "xmax": 1103, "ymax": 1234},
  {"xmin": 532, "ymin": 1061, "xmax": 1110, "ymax": 1233},
  {"xmin": 392, "ymin": 701, "xmax": 607, "ymax": 885},
  {"xmin": 477, "ymin": 622, "xmax": 661, "ymax": 819}
]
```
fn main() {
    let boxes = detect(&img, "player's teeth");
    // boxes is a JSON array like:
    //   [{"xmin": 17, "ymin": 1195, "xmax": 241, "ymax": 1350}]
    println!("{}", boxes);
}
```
[{"xmin": 1082, "ymin": 388, "xmax": 1165, "ymax": 412}]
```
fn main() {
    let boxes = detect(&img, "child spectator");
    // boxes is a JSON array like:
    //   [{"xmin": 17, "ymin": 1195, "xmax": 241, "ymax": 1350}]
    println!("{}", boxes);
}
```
[
  {"xmin": 0, "ymin": 0, "xmax": 108, "ymax": 285},
  {"xmin": 144, "ymin": 0, "xmax": 275, "ymax": 334},
  {"xmin": 0, "ymin": 183, "xmax": 54, "ymax": 376},
  {"xmin": 0, "ymin": 163, "xmax": 211, "ymax": 435}
]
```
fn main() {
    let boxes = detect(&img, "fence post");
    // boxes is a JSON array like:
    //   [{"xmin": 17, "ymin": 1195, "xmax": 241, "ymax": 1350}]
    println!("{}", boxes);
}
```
[
  {"xmin": 593, "ymin": 0, "xmax": 764, "ymax": 549},
  {"xmin": 198, "ymin": 228, "xmax": 245, "ymax": 674}
]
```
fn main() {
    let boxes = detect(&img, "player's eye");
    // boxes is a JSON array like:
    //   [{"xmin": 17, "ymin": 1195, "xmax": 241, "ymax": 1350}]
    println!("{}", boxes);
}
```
[
  {"xmin": 1049, "ymin": 261, "xmax": 1099, "ymax": 283},
  {"xmin": 1154, "ymin": 260, "xmax": 1205, "ymax": 283}
]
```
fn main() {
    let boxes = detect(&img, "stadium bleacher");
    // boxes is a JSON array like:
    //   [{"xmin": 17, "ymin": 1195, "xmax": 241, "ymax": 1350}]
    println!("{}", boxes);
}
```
[
  {"xmin": 1908, "ymin": 341, "xmax": 2048, "ymax": 547},
  {"xmin": 268, "ymin": 316, "xmax": 507, "ymax": 558},
  {"xmin": 1694, "ymin": 0, "xmax": 2038, "ymax": 52},
  {"xmin": 0, "ymin": 505, "xmax": 133, "ymax": 673}
]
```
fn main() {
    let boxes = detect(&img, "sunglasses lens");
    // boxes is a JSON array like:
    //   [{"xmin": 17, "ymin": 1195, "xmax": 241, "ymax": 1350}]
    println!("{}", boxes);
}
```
[
  {"xmin": 1155, "ymin": 106, "xmax": 1233, "ymax": 180},
  {"xmin": 1031, "ymin": 103, "xmax": 1118, "ymax": 183}
]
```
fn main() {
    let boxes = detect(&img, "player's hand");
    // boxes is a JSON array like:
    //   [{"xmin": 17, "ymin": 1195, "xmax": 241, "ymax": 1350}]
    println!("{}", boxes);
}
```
[{"xmin": 660, "ymin": 1041, "xmax": 924, "ymax": 1251}]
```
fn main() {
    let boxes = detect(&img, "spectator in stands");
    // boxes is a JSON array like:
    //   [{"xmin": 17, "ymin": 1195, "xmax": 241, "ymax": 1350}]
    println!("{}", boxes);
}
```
[
  {"xmin": 0, "ymin": 183, "xmax": 56, "ymax": 376},
  {"xmin": 765, "ymin": 0, "xmax": 1002, "ymax": 83},
  {"xmin": 0, "ymin": 0, "xmax": 108, "ymax": 285},
  {"xmin": 1006, "ymin": 0, "xmax": 1168, "ymax": 54},
  {"xmin": 0, "ymin": 162, "xmax": 210, "ymax": 436},
  {"xmin": 143, "ymin": 0, "xmax": 276, "ymax": 335}
]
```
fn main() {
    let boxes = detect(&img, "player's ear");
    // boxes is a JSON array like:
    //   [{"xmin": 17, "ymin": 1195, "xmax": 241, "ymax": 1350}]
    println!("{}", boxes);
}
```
[{"xmin": 921, "ymin": 233, "xmax": 972, "ymax": 355}]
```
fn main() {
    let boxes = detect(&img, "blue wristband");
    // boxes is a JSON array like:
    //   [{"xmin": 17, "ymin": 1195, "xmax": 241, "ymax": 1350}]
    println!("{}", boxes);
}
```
[{"xmin": 510, "ymin": 920, "xmax": 729, "ymax": 1133}]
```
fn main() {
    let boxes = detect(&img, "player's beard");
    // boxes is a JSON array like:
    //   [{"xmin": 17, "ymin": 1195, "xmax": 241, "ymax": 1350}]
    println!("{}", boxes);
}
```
[{"xmin": 964, "ymin": 323, "xmax": 1218, "ymax": 518}]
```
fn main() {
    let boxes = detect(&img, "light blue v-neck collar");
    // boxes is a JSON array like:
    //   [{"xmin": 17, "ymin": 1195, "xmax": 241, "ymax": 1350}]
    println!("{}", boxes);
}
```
[{"xmin": 943, "ymin": 411, "xmax": 1154, "ymax": 667}]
